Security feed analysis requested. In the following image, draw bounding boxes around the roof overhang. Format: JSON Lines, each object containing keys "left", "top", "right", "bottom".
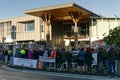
{"left": 24, "top": 3, "right": 101, "bottom": 21}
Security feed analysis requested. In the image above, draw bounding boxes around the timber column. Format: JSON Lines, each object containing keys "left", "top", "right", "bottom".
{"left": 42, "top": 14, "right": 51, "bottom": 48}
{"left": 69, "top": 12, "right": 82, "bottom": 48}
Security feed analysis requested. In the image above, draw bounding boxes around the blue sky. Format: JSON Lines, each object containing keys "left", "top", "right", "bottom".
{"left": 0, "top": 0, "right": 120, "bottom": 19}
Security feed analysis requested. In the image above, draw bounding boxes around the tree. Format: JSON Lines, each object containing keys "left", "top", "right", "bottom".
{"left": 104, "top": 26, "right": 120, "bottom": 48}
{"left": 104, "top": 26, "right": 120, "bottom": 60}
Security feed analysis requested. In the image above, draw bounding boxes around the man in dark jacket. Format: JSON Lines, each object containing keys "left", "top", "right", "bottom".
{"left": 85, "top": 48, "right": 93, "bottom": 73}
{"left": 107, "top": 46, "right": 117, "bottom": 77}
{"left": 32, "top": 48, "right": 39, "bottom": 60}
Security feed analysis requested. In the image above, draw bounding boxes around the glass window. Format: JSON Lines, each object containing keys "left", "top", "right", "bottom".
{"left": 0, "top": 23, "right": 4, "bottom": 35}
{"left": 25, "top": 21, "right": 34, "bottom": 31}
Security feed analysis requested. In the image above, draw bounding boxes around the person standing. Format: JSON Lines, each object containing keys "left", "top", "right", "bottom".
{"left": 66, "top": 51, "right": 72, "bottom": 70}
{"left": 97, "top": 47, "right": 104, "bottom": 71}
{"left": 85, "top": 48, "right": 93, "bottom": 73}
{"left": 28, "top": 49, "right": 33, "bottom": 59}
{"left": 107, "top": 46, "right": 117, "bottom": 78}
{"left": 20, "top": 48, "right": 26, "bottom": 58}
{"left": 7, "top": 48, "right": 12, "bottom": 63}
{"left": 4, "top": 49, "right": 8, "bottom": 63}
{"left": 32, "top": 48, "right": 39, "bottom": 60}
{"left": 43, "top": 49, "right": 48, "bottom": 69}
{"left": 77, "top": 48, "right": 85, "bottom": 72}
{"left": 56, "top": 49, "right": 62, "bottom": 69}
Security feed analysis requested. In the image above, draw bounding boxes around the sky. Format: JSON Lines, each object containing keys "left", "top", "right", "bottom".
{"left": 0, "top": 0, "right": 120, "bottom": 19}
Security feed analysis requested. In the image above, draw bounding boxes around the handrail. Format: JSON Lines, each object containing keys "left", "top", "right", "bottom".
{"left": 64, "top": 29, "right": 89, "bottom": 38}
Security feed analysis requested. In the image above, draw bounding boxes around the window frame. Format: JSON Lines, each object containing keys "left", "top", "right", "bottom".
{"left": 24, "top": 21, "right": 35, "bottom": 32}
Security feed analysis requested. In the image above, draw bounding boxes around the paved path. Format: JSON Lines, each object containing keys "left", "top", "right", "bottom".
{"left": 2, "top": 65, "right": 120, "bottom": 80}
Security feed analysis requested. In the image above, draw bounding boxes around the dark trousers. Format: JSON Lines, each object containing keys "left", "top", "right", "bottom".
{"left": 67, "top": 61, "right": 72, "bottom": 69}
{"left": 87, "top": 64, "right": 92, "bottom": 72}
{"left": 108, "top": 60, "right": 116, "bottom": 76}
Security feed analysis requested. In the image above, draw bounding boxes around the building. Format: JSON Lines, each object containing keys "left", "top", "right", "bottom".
{"left": 0, "top": 3, "right": 120, "bottom": 48}
{"left": 0, "top": 15, "right": 41, "bottom": 43}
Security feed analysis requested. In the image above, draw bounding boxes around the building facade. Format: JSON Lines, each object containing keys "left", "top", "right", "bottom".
{"left": 0, "top": 3, "right": 119, "bottom": 47}
{"left": 0, "top": 15, "right": 42, "bottom": 43}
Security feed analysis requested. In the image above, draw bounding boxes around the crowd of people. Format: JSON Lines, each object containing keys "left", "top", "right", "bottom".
{"left": 0, "top": 45, "right": 119, "bottom": 78}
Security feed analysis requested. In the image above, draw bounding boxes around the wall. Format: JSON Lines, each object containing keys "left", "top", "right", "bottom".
{"left": 91, "top": 18, "right": 119, "bottom": 42}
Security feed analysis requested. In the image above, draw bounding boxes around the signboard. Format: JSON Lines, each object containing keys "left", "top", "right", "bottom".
{"left": 11, "top": 25, "right": 16, "bottom": 31}
{"left": 65, "top": 40, "right": 70, "bottom": 46}
{"left": 11, "top": 32, "right": 16, "bottom": 39}
{"left": 11, "top": 25, "right": 16, "bottom": 39}
{"left": 92, "top": 53, "right": 97, "bottom": 66}
{"left": 13, "top": 57, "right": 37, "bottom": 68}
{"left": 39, "top": 56, "right": 55, "bottom": 62}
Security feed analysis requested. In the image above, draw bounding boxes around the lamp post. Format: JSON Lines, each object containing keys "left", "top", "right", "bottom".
{"left": 11, "top": 25, "right": 16, "bottom": 56}
{"left": 11, "top": 25, "right": 16, "bottom": 65}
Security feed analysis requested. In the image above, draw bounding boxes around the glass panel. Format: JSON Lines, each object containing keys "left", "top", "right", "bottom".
{"left": 7, "top": 21, "right": 12, "bottom": 35}
{"left": 25, "top": 21, "right": 34, "bottom": 31}
{"left": 78, "top": 23, "right": 89, "bottom": 37}
{"left": 63, "top": 22, "right": 89, "bottom": 38}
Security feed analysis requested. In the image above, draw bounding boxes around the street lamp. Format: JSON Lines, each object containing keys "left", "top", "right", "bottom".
{"left": 11, "top": 25, "right": 17, "bottom": 65}
{"left": 11, "top": 25, "right": 16, "bottom": 56}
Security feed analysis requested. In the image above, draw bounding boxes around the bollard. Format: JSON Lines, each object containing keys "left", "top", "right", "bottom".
{"left": 38, "top": 61, "right": 43, "bottom": 69}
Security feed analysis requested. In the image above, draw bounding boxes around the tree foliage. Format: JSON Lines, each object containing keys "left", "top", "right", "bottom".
{"left": 104, "top": 26, "right": 120, "bottom": 48}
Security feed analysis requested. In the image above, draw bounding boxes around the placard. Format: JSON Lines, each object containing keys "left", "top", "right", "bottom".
{"left": 13, "top": 57, "right": 37, "bottom": 68}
